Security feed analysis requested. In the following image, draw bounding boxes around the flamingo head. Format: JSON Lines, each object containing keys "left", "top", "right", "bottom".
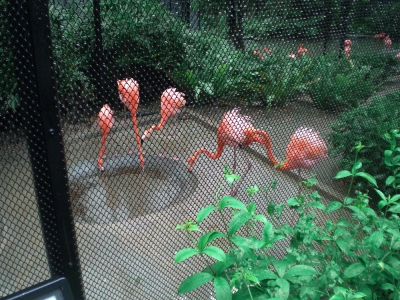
{"left": 162, "top": 88, "right": 186, "bottom": 110}
{"left": 344, "top": 39, "right": 352, "bottom": 46}
{"left": 117, "top": 78, "right": 139, "bottom": 108}
{"left": 187, "top": 156, "right": 196, "bottom": 172}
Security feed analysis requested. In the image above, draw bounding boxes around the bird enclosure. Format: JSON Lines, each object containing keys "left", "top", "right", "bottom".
{"left": 1, "top": 0, "right": 400, "bottom": 299}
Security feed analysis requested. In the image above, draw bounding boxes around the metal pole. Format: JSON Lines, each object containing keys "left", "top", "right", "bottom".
{"left": 92, "top": 0, "right": 108, "bottom": 109}
{"left": 7, "top": 0, "right": 85, "bottom": 299}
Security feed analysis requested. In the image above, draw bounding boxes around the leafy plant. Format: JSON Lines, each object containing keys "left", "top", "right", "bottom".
{"left": 307, "top": 54, "right": 382, "bottom": 111}
{"left": 175, "top": 136, "right": 400, "bottom": 299}
{"left": 329, "top": 92, "right": 400, "bottom": 199}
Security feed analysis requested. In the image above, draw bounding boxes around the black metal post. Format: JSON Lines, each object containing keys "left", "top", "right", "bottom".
{"left": 93, "top": 0, "right": 107, "bottom": 108}
{"left": 7, "top": 0, "right": 85, "bottom": 299}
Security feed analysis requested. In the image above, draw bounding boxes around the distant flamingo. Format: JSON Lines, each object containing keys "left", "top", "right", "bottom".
{"left": 141, "top": 87, "right": 186, "bottom": 142}
{"left": 344, "top": 39, "right": 352, "bottom": 59}
{"left": 264, "top": 47, "right": 270, "bottom": 55}
{"left": 117, "top": 78, "right": 145, "bottom": 170}
{"left": 297, "top": 44, "right": 311, "bottom": 57}
{"left": 374, "top": 32, "right": 386, "bottom": 39}
{"left": 384, "top": 35, "right": 392, "bottom": 50}
{"left": 395, "top": 53, "right": 400, "bottom": 59}
{"left": 253, "top": 49, "right": 264, "bottom": 60}
{"left": 97, "top": 104, "right": 115, "bottom": 171}
{"left": 287, "top": 53, "right": 296, "bottom": 59}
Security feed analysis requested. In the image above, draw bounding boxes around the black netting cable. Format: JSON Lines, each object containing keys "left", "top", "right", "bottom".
{"left": 7, "top": 0, "right": 85, "bottom": 299}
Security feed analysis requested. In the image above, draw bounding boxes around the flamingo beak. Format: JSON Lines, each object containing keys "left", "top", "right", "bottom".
{"left": 140, "top": 138, "right": 144, "bottom": 145}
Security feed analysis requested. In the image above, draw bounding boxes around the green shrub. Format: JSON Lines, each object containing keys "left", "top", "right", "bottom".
{"left": 307, "top": 55, "right": 382, "bottom": 111}
{"left": 329, "top": 92, "right": 400, "bottom": 197}
{"left": 175, "top": 136, "right": 400, "bottom": 300}
{"left": 170, "top": 34, "right": 312, "bottom": 107}
{"left": 100, "top": 0, "right": 187, "bottom": 70}
{"left": 49, "top": 3, "right": 95, "bottom": 111}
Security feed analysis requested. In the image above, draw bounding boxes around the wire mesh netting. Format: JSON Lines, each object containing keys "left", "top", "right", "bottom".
{"left": 1, "top": 0, "right": 400, "bottom": 299}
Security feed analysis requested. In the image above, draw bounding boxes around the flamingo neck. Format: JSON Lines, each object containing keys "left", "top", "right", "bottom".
{"left": 244, "top": 129, "right": 280, "bottom": 166}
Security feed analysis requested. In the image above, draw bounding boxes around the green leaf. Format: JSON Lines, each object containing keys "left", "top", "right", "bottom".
{"left": 337, "top": 218, "right": 351, "bottom": 227}
{"left": 370, "top": 231, "right": 384, "bottom": 249}
{"left": 375, "top": 189, "right": 387, "bottom": 201}
{"left": 384, "top": 150, "right": 393, "bottom": 157}
{"left": 178, "top": 272, "right": 214, "bottom": 294}
{"left": 305, "top": 202, "right": 325, "bottom": 210}
{"left": 334, "top": 170, "right": 352, "bottom": 179}
{"left": 214, "top": 277, "right": 232, "bottom": 300}
{"left": 275, "top": 278, "right": 290, "bottom": 300}
{"left": 344, "top": 197, "right": 355, "bottom": 205}
{"left": 197, "top": 231, "right": 225, "bottom": 252}
{"left": 231, "top": 236, "right": 262, "bottom": 249}
{"left": 336, "top": 240, "right": 355, "bottom": 258}
{"left": 386, "top": 176, "right": 395, "bottom": 186}
{"left": 196, "top": 206, "right": 215, "bottom": 224}
{"left": 325, "top": 201, "right": 343, "bottom": 213}
{"left": 253, "top": 214, "right": 268, "bottom": 224}
{"left": 228, "top": 212, "right": 251, "bottom": 236}
{"left": 352, "top": 292, "right": 367, "bottom": 298}
{"left": 246, "top": 185, "right": 259, "bottom": 196}
{"left": 174, "top": 248, "right": 198, "bottom": 263}
{"left": 389, "top": 194, "right": 400, "bottom": 204}
{"left": 287, "top": 198, "right": 300, "bottom": 207}
{"left": 352, "top": 161, "right": 362, "bottom": 173}
{"left": 344, "top": 263, "right": 365, "bottom": 278}
{"left": 378, "top": 200, "right": 387, "bottom": 210}
{"left": 389, "top": 204, "right": 400, "bottom": 213}
{"left": 267, "top": 202, "right": 275, "bottom": 216}
{"left": 218, "top": 195, "right": 247, "bottom": 211}
{"left": 247, "top": 202, "right": 256, "bottom": 214}
{"left": 381, "top": 283, "right": 396, "bottom": 291}
{"left": 202, "top": 246, "right": 226, "bottom": 262}
{"left": 347, "top": 206, "right": 366, "bottom": 217}
{"left": 283, "top": 265, "right": 318, "bottom": 278}
{"left": 273, "top": 260, "right": 289, "bottom": 278}
{"left": 262, "top": 222, "right": 274, "bottom": 243}
{"left": 355, "top": 172, "right": 377, "bottom": 187}
{"left": 225, "top": 173, "right": 240, "bottom": 186}
{"left": 252, "top": 269, "right": 278, "bottom": 280}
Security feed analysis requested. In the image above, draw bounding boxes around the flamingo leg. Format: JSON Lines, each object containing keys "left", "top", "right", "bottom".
{"left": 131, "top": 113, "right": 145, "bottom": 170}
{"left": 232, "top": 148, "right": 237, "bottom": 173}
{"left": 98, "top": 135, "right": 107, "bottom": 171}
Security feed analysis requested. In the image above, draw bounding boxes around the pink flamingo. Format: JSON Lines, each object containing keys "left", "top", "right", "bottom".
{"left": 384, "top": 35, "right": 392, "bottom": 50}
{"left": 395, "top": 53, "right": 400, "bottom": 59}
{"left": 117, "top": 78, "right": 145, "bottom": 170}
{"left": 188, "top": 109, "right": 328, "bottom": 192}
{"left": 97, "top": 104, "right": 115, "bottom": 171}
{"left": 297, "top": 44, "right": 311, "bottom": 57}
{"left": 344, "top": 39, "right": 352, "bottom": 59}
{"left": 374, "top": 32, "right": 386, "bottom": 39}
{"left": 141, "top": 87, "right": 186, "bottom": 141}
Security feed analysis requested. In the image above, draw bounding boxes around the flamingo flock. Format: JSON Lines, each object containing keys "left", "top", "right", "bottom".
{"left": 97, "top": 79, "right": 187, "bottom": 171}
{"left": 97, "top": 80, "right": 328, "bottom": 190}
{"left": 187, "top": 108, "right": 328, "bottom": 179}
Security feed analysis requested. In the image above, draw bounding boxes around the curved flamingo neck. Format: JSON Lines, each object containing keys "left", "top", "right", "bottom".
{"left": 244, "top": 129, "right": 280, "bottom": 166}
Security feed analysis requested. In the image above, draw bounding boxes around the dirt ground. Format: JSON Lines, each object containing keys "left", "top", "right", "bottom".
{"left": 3, "top": 74, "right": 400, "bottom": 297}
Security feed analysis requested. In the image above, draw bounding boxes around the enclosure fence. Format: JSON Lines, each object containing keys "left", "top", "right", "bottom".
{"left": 1, "top": 0, "right": 399, "bottom": 299}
